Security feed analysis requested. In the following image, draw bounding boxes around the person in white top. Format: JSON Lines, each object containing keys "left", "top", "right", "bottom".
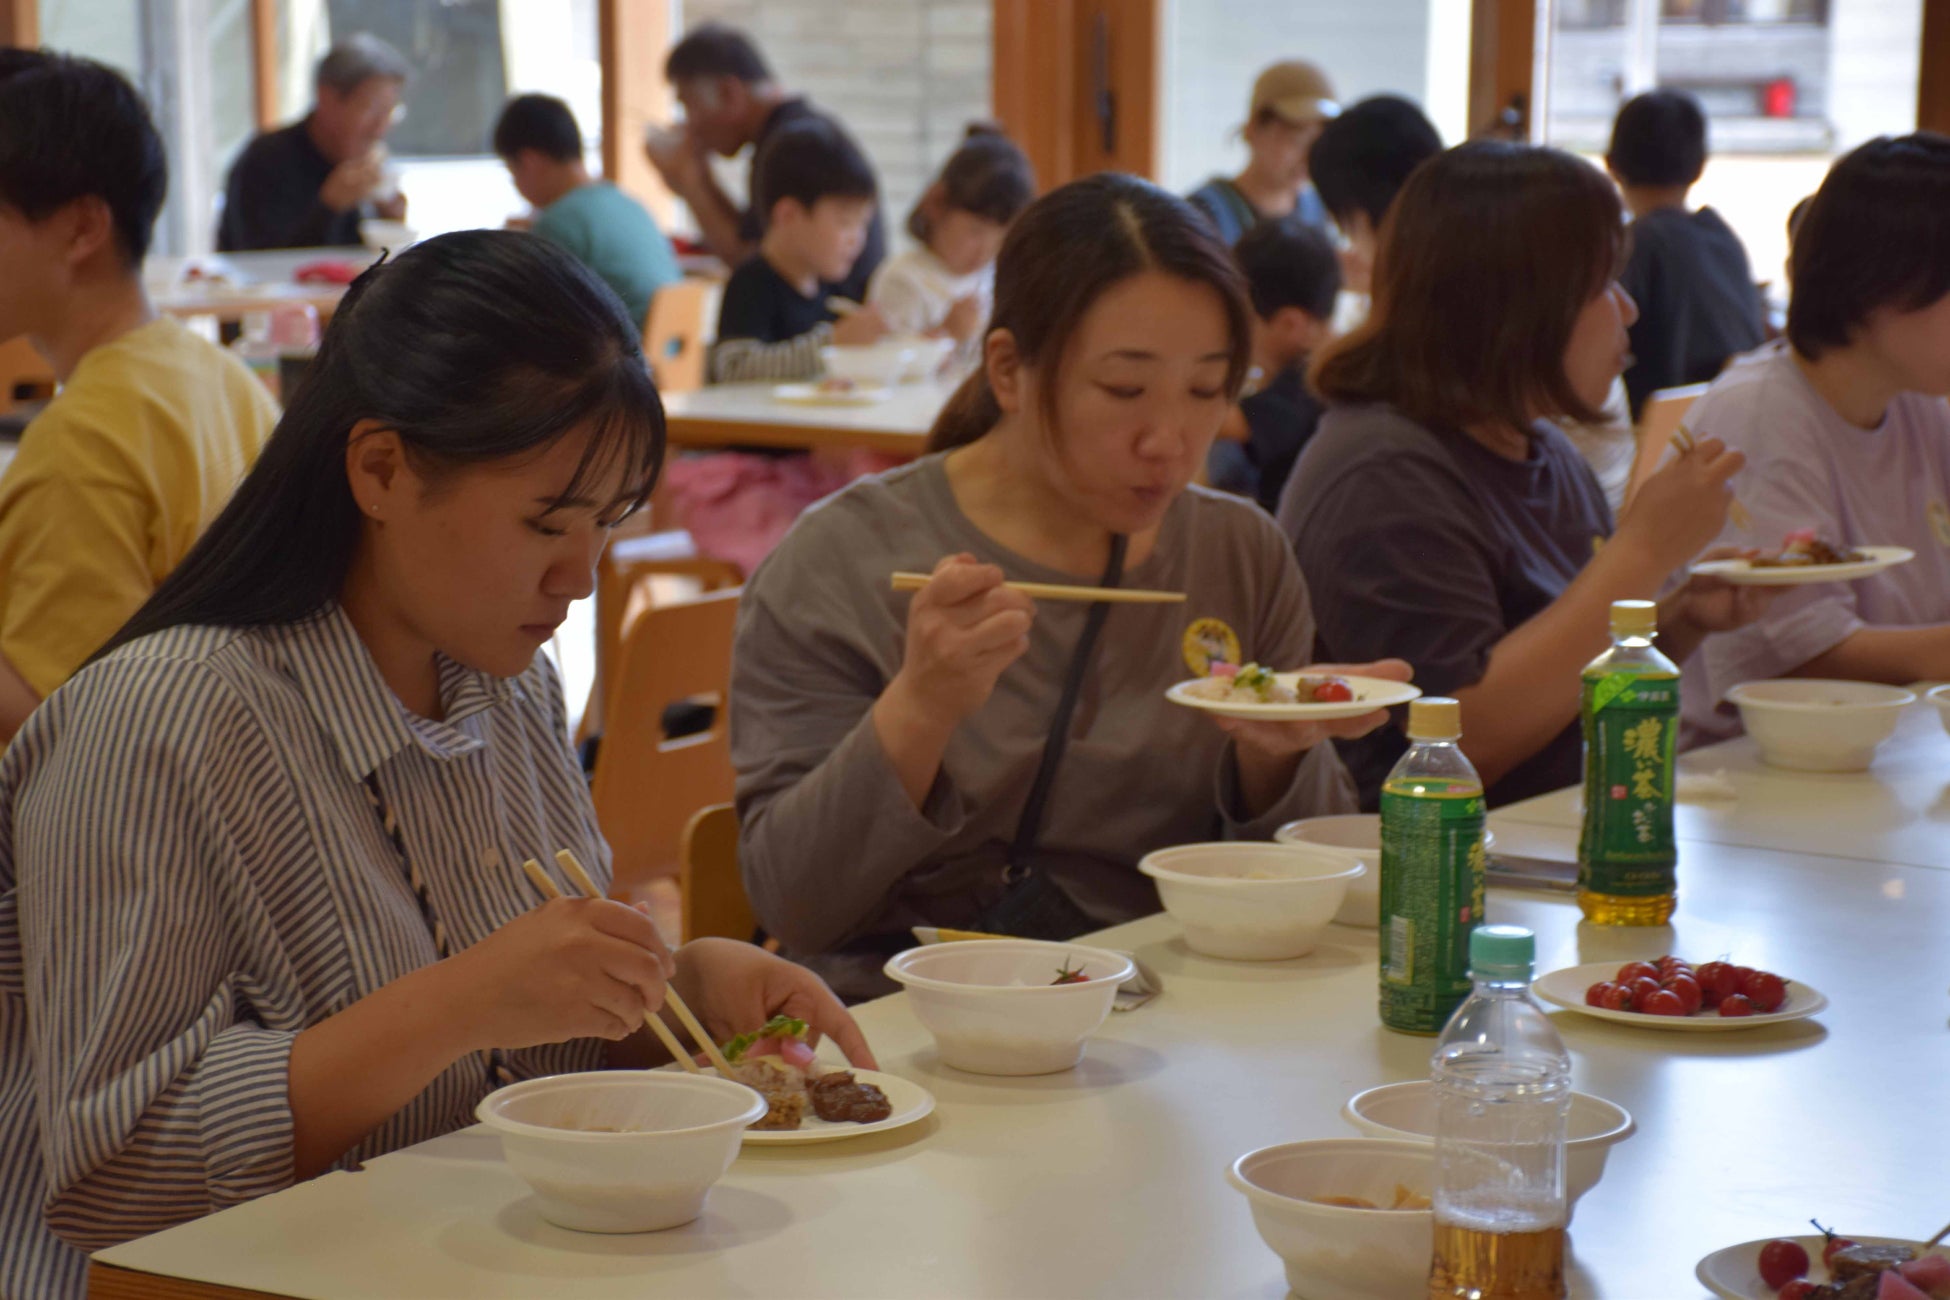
{"left": 868, "top": 126, "right": 1035, "bottom": 356}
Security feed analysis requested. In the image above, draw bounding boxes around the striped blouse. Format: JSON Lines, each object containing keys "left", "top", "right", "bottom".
{"left": 0, "top": 607, "right": 613, "bottom": 1298}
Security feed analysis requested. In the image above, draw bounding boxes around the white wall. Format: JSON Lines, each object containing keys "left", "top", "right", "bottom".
{"left": 1158, "top": 0, "right": 1454, "bottom": 196}
{"left": 1827, "top": 0, "right": 1924, "bottom": 150}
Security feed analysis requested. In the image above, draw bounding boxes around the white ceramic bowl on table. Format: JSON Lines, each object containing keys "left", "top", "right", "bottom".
{"left": 1137, "top": 842, "right": 1359, "bottom": 960}
{"left": 1341, "top": 1080, "right": 1633, "bottom": 1219}
{"left": 1274, "top": 815, "right": 1493, "bottom": 929}
{"left": 1928, "top": 684, "right": 1950, "bottom": 738}
{"left": 883, "top": 939, "right": 1133, "bottom": 1075}
{"left": 476, "top": 1070, "right": 764, "bottom": 1233}
{"left": 822, "top": 336, "right": 952, "bottom": 386}
{"left": 1226, "top": 1138, "right": 1435, "bottom": 1300}
{"left": 358, "top": 218, "right": 416, "bottom": 250}
{"left": 1726, "top": 678, "right": 1915, "bottom": 772}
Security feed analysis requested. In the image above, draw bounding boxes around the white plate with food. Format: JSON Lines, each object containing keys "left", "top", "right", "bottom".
{"left": 1696, "top": 1231, "right": 1948, "bottom": 1298}
{"left": 1166, "top": 666, "right": 1421, "bottom": 722}
{"left": 698, "top": 1016, "right": 935, "bottom": 1145}
{"left": 1534, "top": 960, "right": 1826, "bottom": 1032}
{"left": 734, "top": 1067, "right": 933, "bottom": 1146}
{"left": 1691, "top": 544, "right": 1912, "bottom": 586}
{"left": 773, "top": 381, "right": 894, "bottom": 407}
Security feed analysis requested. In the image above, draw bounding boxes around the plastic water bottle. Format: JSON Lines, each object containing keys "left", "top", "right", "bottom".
{"left": 1379, "top": 697, "right": 1486, "bottom": 1035}
{"left": 1576, "top": 599, "right": 1679, "bottom": 925}
{"left": 1428, "top": 925, "right": 1571, "bottom": 1300}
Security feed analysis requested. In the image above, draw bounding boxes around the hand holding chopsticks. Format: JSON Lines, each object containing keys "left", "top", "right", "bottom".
{"left": 1672, "top": 424, "right": 1753, "bottom": 533}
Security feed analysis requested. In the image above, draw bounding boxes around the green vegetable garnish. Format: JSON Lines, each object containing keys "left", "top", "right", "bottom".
{"left": 721, "top": 1014, "right": 808, "bottom": 1063}
{"left": 1233, "top": 663, "right": 1275, "bottom": 695}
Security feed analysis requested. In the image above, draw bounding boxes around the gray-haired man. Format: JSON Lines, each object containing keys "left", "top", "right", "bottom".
{"left": 217, "top": 33, "right": 411, "bottom": 251}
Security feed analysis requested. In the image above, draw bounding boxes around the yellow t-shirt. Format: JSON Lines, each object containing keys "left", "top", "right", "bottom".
{"left": 0, "top": 317, "right": 278, "bottom": 696}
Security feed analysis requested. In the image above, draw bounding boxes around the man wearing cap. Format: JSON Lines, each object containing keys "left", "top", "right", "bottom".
{"left": 1186, "top": 60, "right": 1339, "bottom": 244}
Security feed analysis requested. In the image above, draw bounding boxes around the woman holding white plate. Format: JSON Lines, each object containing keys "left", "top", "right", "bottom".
{"left": 730, "top": 175, "right": 1407, "bottom": 1001}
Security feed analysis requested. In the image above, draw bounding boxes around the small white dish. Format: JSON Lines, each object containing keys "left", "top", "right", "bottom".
{"left": 1533, "top": 961, "right": 1827, "bottom": 1032}
{"left": 1691, "top": 544, "right": 1912, "bottom": 586}
{"left": 476, "top": 1071, "right": 763, "bottom": 1233}
{"left": 1341, "top": 1080, "right": 1633, "bottom": 1217}
{"left": 1138, "top": 842, "right": 1359, "bottom": 960}
{"left": 884, "top": 939, "right": 1134, "bottom": 1076}
{"left": 1696, "top": 1234, "right": 1946, "bottom": 1298}
{"left": 1226, "top": 1138, "right": 1435, "bottom": 1300}
{"left": 1165, "top": 673, "right": 1421, "bottom": 722}
{"left": 1726, "top": 678, "right": 1916, "bottom": 772}
{"left": 1273, "top": 815, "right": 1494, "bottom": 928}
{"left": 772, "top": 381, "right": 894, "bottom": 407}
{"left": 736, "top": 1068, "right": 934, "bottom": 1146}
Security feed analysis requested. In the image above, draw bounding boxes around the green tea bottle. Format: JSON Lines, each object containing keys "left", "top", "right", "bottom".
{"left": 1577, "top": 599, "right": 1679, "bottom": 926}
{"left": 1379, "top": 697, "right": 1487, "bottom": 1035}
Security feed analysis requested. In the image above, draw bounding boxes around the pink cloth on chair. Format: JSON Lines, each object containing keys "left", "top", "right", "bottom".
{"left": 663, "top": 451, "right": 896, "bottom": 575}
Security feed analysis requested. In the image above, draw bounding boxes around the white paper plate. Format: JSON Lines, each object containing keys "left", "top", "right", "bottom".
{"left": 1691, "top": 545, "right": 1912, "bottom": 586}
{"left": 1165, "top": 673, "right": 1421, "bottom": 722}
{"left": 1697, "top": 1234, "right": 1944, "bottom": 1298}
{"left": 736, "top": 1068, "right": 934, "bottom": 1146}
{"left": 1533, "top": 961, "right": 1826, "bottom": 1032}
{"left": 772, "top": 382, "right": 893, "bottom": 407}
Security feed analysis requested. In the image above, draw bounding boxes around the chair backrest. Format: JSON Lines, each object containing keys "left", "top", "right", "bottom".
{"left": 1623, "top": 383, "right": 1710, "bottom": 517}
{"left": 581, "top": 532, "right": 743, "bottom": 743}
{"left": 0, "top": 336, "right": 55, "bottom": 405}
{"left": 642, "top": 279, "right": 711, "bottom": 394}
{"left": 679, "top": 802, "right": 756, "bottom": 943}
{"left": 590, "top": 585, "right": 741, "bottom": 896}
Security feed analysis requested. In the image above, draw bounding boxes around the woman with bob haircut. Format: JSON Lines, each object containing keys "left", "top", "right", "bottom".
{"left": 0, "top": 230, "right": 870, "bottom": 1299}
{"left": 1684, "top": 132, "right": 1950, "bottom": 742}
{"left": 1278, "top": 141, "right": 1767, "bottom": 807}
{"left": 730, "top": 173, "right": 1407, "bottom": 1001}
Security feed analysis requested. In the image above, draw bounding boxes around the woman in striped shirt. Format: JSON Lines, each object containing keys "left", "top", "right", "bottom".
{"left": 0, "top": 229, "right": 871, "bottom": 1297}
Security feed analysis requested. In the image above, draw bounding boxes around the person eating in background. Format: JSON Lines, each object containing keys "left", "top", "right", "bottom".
{"left": 1186, "top": 60, "right": 1338, "bottom": 244}
{"left": 730, "top": 174, "right": 1406, "bottom": 1001}
{"left": 1605, "top": 90, "right": 1766, "bottom": 421}
{"left": 493, "top": 93, "right": 680, "bottom": 329}
{"left": 218, "top": 33, "right": 410, "bottom": 252}
{"left": 0, "top": 230, "right": 871, "bottom": 1300}
{"left": 0, "top": 50, "right": 277, "bottom": 745}
{"left": 1205, "top": 218, "right": 1341, "bottom": 513}
{"left": 1684, "top": 133, "right": 1950, "bottom": 744}
{"left": 1279, "top": 142, "right": 1769, "bottom": 809}
{"left": 646, "top": 23, "right": 887, "bottom": 304}
{"left": 1305, "top": 94, "right": 1442, "bottom": 297}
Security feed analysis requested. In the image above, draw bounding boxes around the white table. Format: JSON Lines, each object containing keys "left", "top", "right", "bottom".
{"left": 146, "top": 248, "right": 380, "bottom": 324}
{"left": 88, "top": 703, "right": 1950, "bottom": 1298}
{"left": 660, "top": 381, "right": 954, "bottom": 457}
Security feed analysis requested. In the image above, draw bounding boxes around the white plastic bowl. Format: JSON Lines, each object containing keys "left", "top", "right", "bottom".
{"left": 1138, "top": 842, "right": 1360, "bottom": 960}
{"left": 476, "top": 1070, "right": 764, "bottom": 1233}
{"left": 358, "top": 218, "right": 416, "bottom": 250}
{"left": 1227, "top": 1138, "right": 1435, "bottom": 1300}
{"left": 1274, "top": 816, "right": 1494, "bottom": 929}
{"left": 1726, "top": 678, "right": 1916, "bottom": 772}
{"left": 1928, "top": 684, "right": 1950, "bottom": 740}
{"left": 821, "top": 336, "right": 952, "bottom": 386}
{"left": 883, "top": 939, "right": 1134, "bottom": 1075}
{"left": 1341, "top": 1080, "right": 1634, "bottom": 1219}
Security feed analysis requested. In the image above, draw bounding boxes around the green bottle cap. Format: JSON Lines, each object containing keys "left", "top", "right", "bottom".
{"left": 1469, "top": 924, "right": 1535, "bottom": 980}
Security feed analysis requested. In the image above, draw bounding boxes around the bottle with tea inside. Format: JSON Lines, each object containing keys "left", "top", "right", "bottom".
{"left": 1576, "top": 599, "right": 1679, "bottom": 925}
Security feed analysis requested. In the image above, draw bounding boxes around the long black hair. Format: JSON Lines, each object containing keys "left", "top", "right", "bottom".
{"left": 97, "top": 229, "right": 664, "bottom": 658}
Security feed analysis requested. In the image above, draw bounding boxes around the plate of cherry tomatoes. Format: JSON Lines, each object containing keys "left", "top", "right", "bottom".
{"left": 1696, "top": 1223, "right": 1950, "bottom": 1299}
{"left": 1533, "top": 956, "right": 1827, "bottom": 1032}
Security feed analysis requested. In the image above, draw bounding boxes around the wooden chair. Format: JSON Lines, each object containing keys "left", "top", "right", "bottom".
{"left": 642, "top": 279, "right": 712, "bottom": 394}
{"left": 679, "top": 802, "right": 760, "bottom": 944}
{"left": 1623, "top": 383, "right": 1710, "bottom": 517}
{"left": 0, "top": 336, "right": 55, "bottom": 404}
{"left": 589, "top": 586, "right": 741, "bottom": 900}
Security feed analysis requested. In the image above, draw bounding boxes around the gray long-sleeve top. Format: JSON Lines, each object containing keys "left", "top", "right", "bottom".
{"left": 730, "top": 455, "right": 1356, "bottom": 999}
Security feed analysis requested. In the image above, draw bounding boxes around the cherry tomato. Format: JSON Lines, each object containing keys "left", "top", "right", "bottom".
{"left": 1627, "top": 976, "right": 1662, "bottom": 1005}
{"left": 1758, "top": 1239, "right": 1810, "bottom": 1289}
{"left": 1742, "top": 970, "right": 1789, "bottom": 1014}
{"left": 1616, "top": 961, "right": 1660, "bottom": 984}
{"left": 1585, "top": 981, "right": 1614, "bottom": 1007}
{"left": 1312, "top": 678, "right": 1354, "bottom": 703}
{"left": 1779, "top": 1282, "right": 1818, "bottom": 1300}
{"left": 1661, "top": 973, "right": 1704, "bottom": 1015}
{"left": 1719, "top": 993, "right": 1755, "bottom": 1017}
{"left": 1654, "top": 955, "right": 1692, "bottom": 978}
{"left": 1812, "top": 1220, "right": 1855, "bottom": 1268}
{"left": 1642, "top": 989, "right": 1686, "bottom": 1016}
{"left": 1600, "top": 983, "right": 1636, "bottom": 1012}
{"left": 1694, "top": 961, "right": 1739, "bottom": 1007}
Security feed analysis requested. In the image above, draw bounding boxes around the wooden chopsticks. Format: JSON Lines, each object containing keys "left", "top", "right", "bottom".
{"left": 520, "top": 850, "right": 739, "bottom": 1079}
{"left": 1672, "top": 424, "right": 1753, "bottom": 532}
{"left": 890, "top": 572, "right": 1185, "bottom": 604}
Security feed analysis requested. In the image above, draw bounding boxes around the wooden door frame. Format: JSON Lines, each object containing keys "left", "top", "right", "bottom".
{"left": 599, "top": 0, "right": 677, "bottom": 223}
{"left": 1923, "top": 0, "right": 1950, "bottom": 136}
{"left": 991, "top": 0, "right": 1158, "bottom": 188}
{"left": 1470, "top": 0, "right": 1538, "bottom": 140}
{"left": 0, "top": 0, "right": 36, "bottom": 46}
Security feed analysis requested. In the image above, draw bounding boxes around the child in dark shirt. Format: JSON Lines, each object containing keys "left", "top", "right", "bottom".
{"left": 1607, "top": 91, "right": 1766, "bottom": 419}
{"left": 710, "top": 116, "right": 889, "bottom": 383}
{"left": 1207, "top": 220, "right": 1340, "bottom": 512}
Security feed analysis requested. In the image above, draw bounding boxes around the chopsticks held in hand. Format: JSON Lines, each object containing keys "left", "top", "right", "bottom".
{"left": 1671, "top": 424, "right": 1754, "bottom": 533}
{"left": 519, "top": 851, "right": 738, "bottom": 1079}
{"left": 890, "top": 572, "right": 1185, "bottom": 605}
